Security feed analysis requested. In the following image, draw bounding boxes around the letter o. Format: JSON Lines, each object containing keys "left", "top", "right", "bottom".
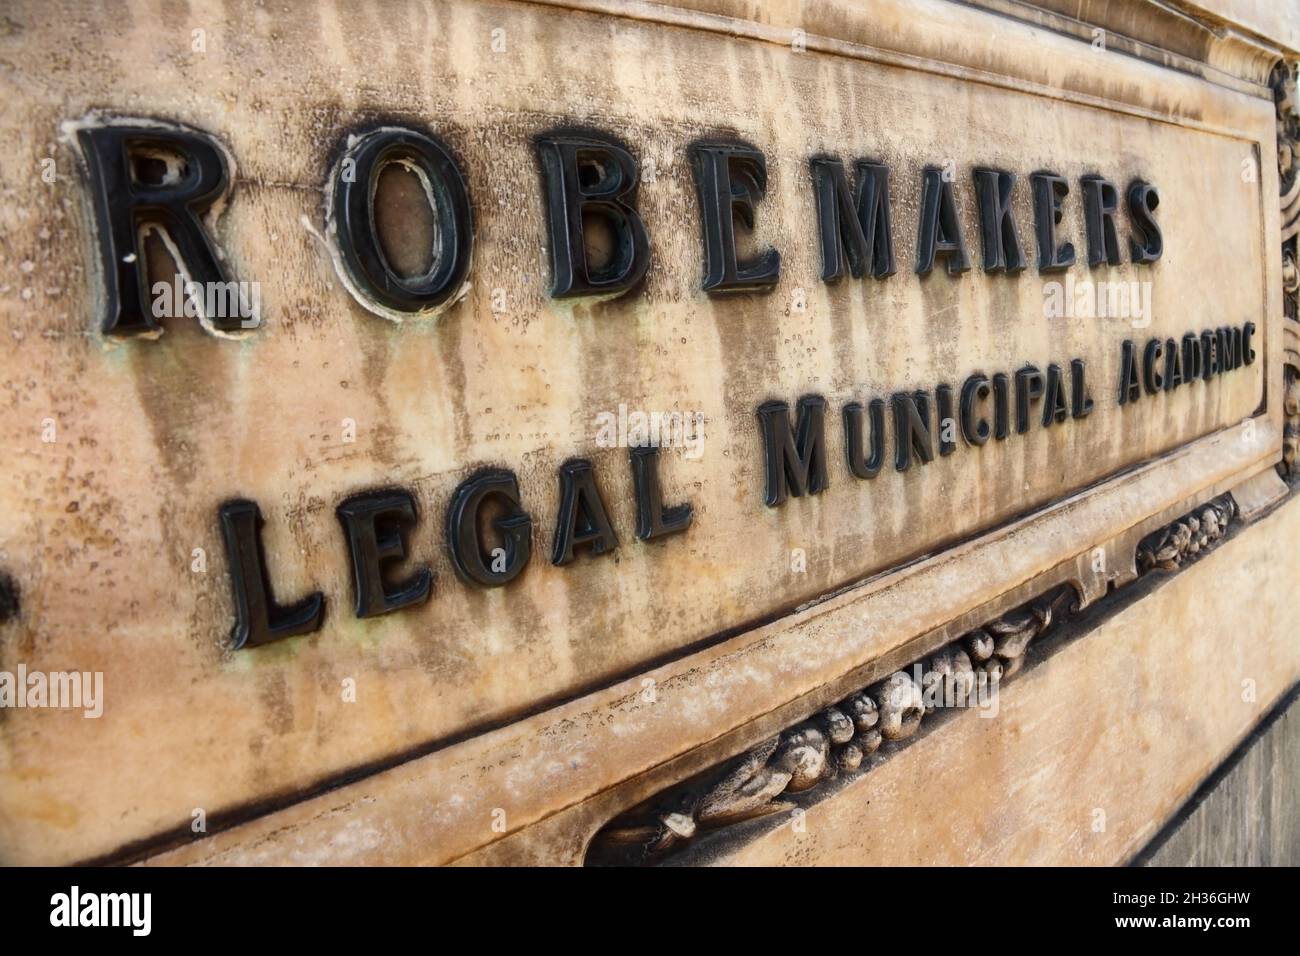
{"left": 330, "top": 127, "right": 473, "bottom": 316}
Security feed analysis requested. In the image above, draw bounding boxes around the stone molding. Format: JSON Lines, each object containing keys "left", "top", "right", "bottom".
{"left": 588, "top": 496, "right": 1238, "bottom": 864}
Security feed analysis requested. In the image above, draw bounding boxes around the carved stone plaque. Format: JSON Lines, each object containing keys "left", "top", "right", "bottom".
{"left": 0, "top": 0, "right": 1292, "bottom": 865}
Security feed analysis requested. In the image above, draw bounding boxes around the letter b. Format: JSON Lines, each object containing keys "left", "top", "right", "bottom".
{"left": 536, "top": 133, "right": 650, "bottom": 298}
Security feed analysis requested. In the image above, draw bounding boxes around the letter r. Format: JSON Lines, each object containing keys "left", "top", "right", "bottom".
{"left": 77, "top": 121, "right": 235, "bottom": 336}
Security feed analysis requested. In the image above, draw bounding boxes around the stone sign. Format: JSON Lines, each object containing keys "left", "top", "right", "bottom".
{"left": 0, "top": 0, "right": 1297, "bottom": 866}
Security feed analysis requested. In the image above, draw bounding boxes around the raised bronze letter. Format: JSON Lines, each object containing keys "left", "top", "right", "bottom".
{"left": 77, "top": 121, "right": 236, "bottom": 336}
{"left": 1127, "top": 180, "right": 1163, "bottom": 264}
{"left": 916, "top": 166, "right": 970, "bottom": 276}
{"left": 811, "top": 157, "right": 896, "bottom": 282}
{"left": 1031, "top": 171, "right": 1075, "bottom": 272}
{"left": 219, "top": 500, "right": 325, "bottom": 650}
{"left": 893, "top": 391, "right": 934, "bottom": 471}
{"left": 552, "top": 460, "right": 618, "bottom": 565}
{"left": 1081, "top": 175, "right": 1122, "bottom": 267}
{"left": 758, "top": 396, "right": 829, "bottom": 506}
{"left": 331, "top": 126, "right": 472, "bottom": 314}
{"left": 537, "top": 132, "right": 650, "bottom": 298}
{"left": 691, "top": 141, "right": 780, "bottom": 294}
{"left": 630, "top": 446, "right": 693, "bottom": 541}
{"left": 973, "top": 168, "right": 1025, "bottom": 274}
{"left": 337, "top": 490, "right": 433, "bottom": 618}
{"left": 447, "top": 469, "right": 533, "bottom": 586}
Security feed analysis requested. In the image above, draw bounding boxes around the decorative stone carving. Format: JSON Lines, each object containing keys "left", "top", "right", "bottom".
{"left": 587, "top": 585, "right": 1076, "bottom": 865}
{"left": 590, "top": 493, "right": 1242, "bottom": 865}
{"left": 1275, "top": 60, "right": 1300, "bottom": 475}
{"left": 1136, "top": 496, "right": 1236, "bottom": 572}
{"left": 1277, "top": 61, "right": 1300, "bottom": 321}
{"left": 1286, "top": 355, "right": 1300, "bottom": 475}
{"left": 871, "top": 672, "right": 926, "bottom": 741}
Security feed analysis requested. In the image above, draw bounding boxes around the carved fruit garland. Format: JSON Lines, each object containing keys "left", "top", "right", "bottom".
{"left": 1136, "top": 496, "right": 1235, "bottom": 572}
{"left": 1274, "top": 60, "right": 1300, "bottom": 472}
{"left": 590, "top": 586, "right": 1073, "bottom": 862}
{"left": 591, "top": 494, "right": 1240, "bottom": 865}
